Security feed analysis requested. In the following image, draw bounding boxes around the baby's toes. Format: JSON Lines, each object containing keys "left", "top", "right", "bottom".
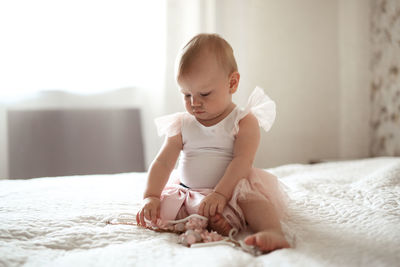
{"left": 245, "top": 231, "right": 290, "bottom": 253}
{"left": 244, "top": 235, "right": 257, "bottom": 246}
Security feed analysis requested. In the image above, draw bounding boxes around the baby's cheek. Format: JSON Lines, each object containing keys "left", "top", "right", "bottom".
{"left": 185, "top": 103, "right": 193, "bottom": 113}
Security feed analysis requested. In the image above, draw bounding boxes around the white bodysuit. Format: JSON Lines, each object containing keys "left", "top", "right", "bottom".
{"left": 179, "top": 107, "right": 238, "bottom": 188}
{"left": 156, "top": 86, "right": 276, "bottom": 189}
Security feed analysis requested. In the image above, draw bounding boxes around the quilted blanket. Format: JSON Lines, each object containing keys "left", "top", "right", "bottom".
{"left": 0, "top": 157, "right": 399, "bottom": 266}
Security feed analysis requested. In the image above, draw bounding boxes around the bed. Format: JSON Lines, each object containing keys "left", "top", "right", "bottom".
{"left": 0, "top": 157, "right": 399, "bottom": 267}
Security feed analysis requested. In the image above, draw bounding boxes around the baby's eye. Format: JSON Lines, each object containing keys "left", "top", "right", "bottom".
{"left": 200, "top": 92, "right": 211, "bottom": 97}
{"left": 184, "top": 94, "right": 191, "bottom": 98}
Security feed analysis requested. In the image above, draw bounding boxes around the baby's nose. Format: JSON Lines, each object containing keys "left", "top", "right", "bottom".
{"left": 191, "top": 96, "right": 201, "bottom": 106}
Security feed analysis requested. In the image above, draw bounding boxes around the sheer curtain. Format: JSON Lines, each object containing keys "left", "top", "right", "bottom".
{"left": 0, "top": 0, "right": 165, "bottom": 98}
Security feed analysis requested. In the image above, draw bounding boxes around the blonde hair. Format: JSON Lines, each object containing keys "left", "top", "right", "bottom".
{"left": 176, "top": 33, "right": 238, "bottom": 80}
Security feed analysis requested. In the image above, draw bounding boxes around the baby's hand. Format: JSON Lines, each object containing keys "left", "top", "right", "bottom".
{"left": 136, "top": 197, "right": 160, "bottom": 227}
{"left": 198, "top": 191, "right": 227, "bottom": 217}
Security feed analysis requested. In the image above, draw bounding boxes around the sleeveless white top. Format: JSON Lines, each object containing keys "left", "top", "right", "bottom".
{"left": 155, "top": 87, "right": 276, "bottom": 189}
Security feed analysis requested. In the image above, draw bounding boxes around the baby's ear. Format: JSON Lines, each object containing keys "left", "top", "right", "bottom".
{"left": 229, "top": 71, "right": 240, "bottom": 94}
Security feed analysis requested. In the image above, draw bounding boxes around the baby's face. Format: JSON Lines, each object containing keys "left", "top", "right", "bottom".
{"left": 178, "top": 51, "right": 237, "bottom": 125}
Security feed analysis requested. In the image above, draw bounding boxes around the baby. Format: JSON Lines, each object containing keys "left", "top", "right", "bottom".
{"left": 136, "top": 33, "right": 290, "bottom": 252}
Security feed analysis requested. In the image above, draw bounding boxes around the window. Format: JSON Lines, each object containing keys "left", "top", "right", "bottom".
{"left": 0, "top": 0, "right": 166, "bottom": 97}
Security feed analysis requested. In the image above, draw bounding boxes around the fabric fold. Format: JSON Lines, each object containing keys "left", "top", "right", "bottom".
{"left": 154, "top": 112, "right": 186, "bottom": 137}
{"left": 233, "top": 86, "right": 276, "bottom": 135}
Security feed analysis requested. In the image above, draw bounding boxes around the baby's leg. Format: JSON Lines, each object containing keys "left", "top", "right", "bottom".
{"left": 239, "top": 198, "right": 290, "bottom": 252}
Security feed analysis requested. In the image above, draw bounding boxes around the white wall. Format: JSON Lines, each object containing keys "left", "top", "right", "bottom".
{"left": 338, "top": 0, "right": 371, "bottom": 159}
{"left": 0, "top": 107, "right": 8, "bottom": 179}
{"left": 214, "top": 0, "right": 338, "bottom": 167}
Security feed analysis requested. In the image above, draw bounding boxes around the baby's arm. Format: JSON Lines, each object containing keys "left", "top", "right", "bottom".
{"left": 136, "top": 133, "right": 182, "bottom": 226}
{"left": 198, "top": 113, "right": 260, "bottom": 217}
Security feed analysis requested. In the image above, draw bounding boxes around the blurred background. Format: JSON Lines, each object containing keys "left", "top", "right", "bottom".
{"left": 0, "top": 0, "right": 399, "bottom": 179}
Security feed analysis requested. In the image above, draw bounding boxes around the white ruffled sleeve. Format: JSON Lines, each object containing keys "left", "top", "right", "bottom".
{"left": 234, "top": 86, "right": 276, "bottom": 134}
{"left": 154, "top": 112, "right": 185, "bottom": 137}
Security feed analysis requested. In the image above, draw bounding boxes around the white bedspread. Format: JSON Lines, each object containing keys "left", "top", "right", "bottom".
{"left": 1, "top": 157, "right": 399, "bottom": 267}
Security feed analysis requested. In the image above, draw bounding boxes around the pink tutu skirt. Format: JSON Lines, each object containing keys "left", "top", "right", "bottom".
{"left": 159, "top": 168, "right": 288, "bottom": 231}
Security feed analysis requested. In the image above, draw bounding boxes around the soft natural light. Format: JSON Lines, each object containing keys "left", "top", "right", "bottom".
{"left": 0, "top": 0, "right": 165, "bottom": 96}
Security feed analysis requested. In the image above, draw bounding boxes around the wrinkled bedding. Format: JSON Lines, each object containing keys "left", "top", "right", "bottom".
{"left": 0, "top": 157, "right": 399, "bottom": 267}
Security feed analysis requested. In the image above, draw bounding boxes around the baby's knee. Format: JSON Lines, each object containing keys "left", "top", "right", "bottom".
{"left": 238, "top": 191, "right": 269, "bottom": 205}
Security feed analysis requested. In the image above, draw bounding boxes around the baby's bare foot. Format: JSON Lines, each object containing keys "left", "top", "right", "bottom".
{"left": 208, "top": 213, "right": 232, "bottom": 236}
{"left": 244, "top": 230, "right": 290, "bottom": 253}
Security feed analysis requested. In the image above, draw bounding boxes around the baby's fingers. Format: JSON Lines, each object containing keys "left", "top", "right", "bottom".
{"left": 198, "top": 202, "right": 205, "bottom": 216}
{"left": 136, "top": 212, "right": 140, "bottom": 225}
{"left": 203, "top": 207, "right": 209, "bottom": 217}
{"left": 150, "top": 207, "right": 158, "bottom": 223}
{"left": 217, "top": 202, "right": 224, "bottom": 214}
{"left": 204, "top": 202, "right": 213, "bottom": 218}
{"left": 144, "top": 208, "right": 151, "bottom": 221}
{"left": 138, "top": 209, "right": 146, "bottom": 226}
{"left": 203, "top": 202, "right": 211, "bottom": 217}
{"left": 209, "top": 203, "right": 217, "bottom": 217}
